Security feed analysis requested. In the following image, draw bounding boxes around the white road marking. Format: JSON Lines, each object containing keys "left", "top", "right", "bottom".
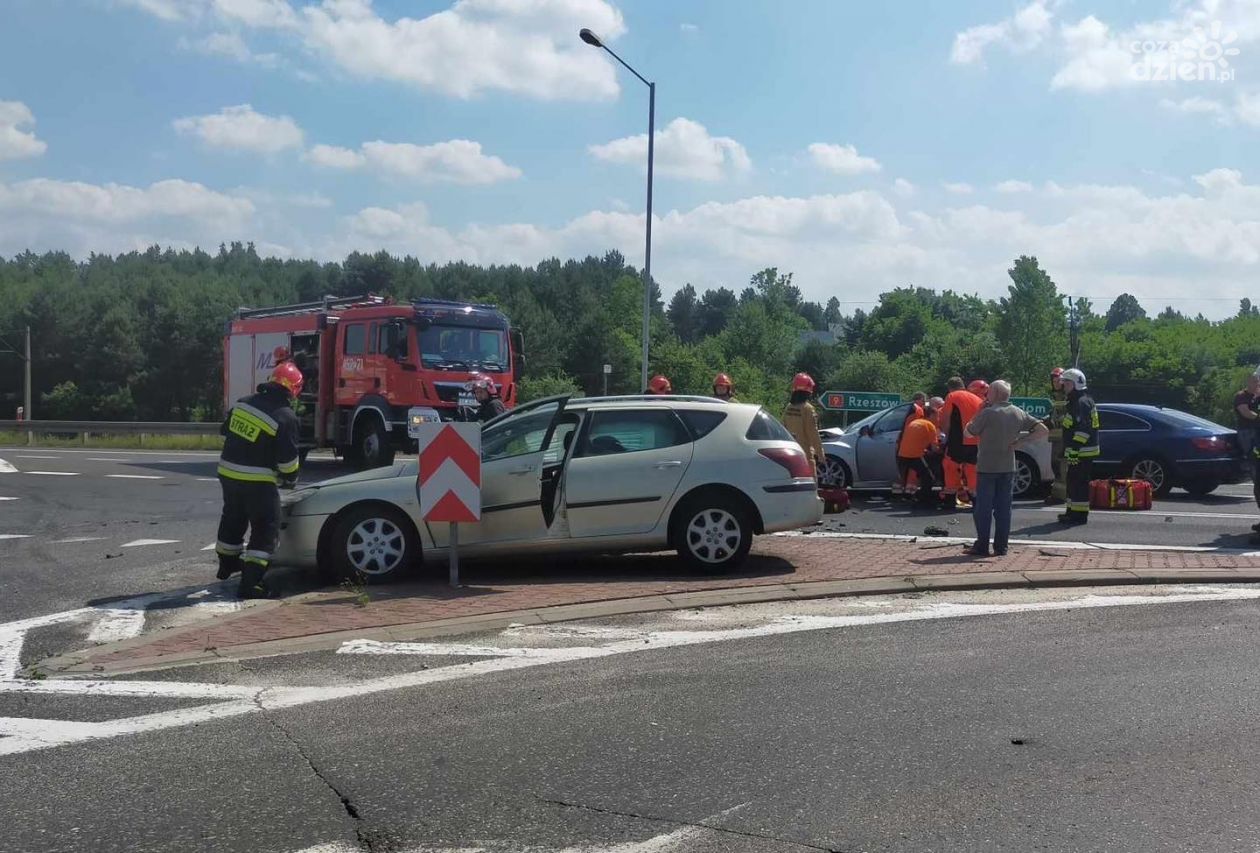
{"left": 0, "top": 679, "right": 257, "bottom": 700}
{"left": 49, "top": 536, "right": 107, "bottom": 544}
{"left": 15, "top": 455, "right": 57, "bottom": 459}
{"left": 0, "top": 534, "right": 31, "bottom": 540}
{"left": 790, "top": 530, "right": 1260, "bottom": 555}
{"left": 86, "top": 457, "right": 130, "bottom": 462}
{"left": 0, "top": 497, "right": 18, "bottom": 501}
{"left": 105, "top": 474, "right": 165, "bottom": 480}
{"left": 86, "top": 609, "right": 147, "bottom": 644}
{"left": 0, "top": 459, "right": 16, "bottom": 474}
{"left": 1034, "top": 506, "right": 1259, "bottom": 521}
{"left": 339, "top": 639, "right": 587, "bottom": 659}
{"left": 7, "top": 585, "right": 1260, "bottom": 758}
{"left": 120, "top": 539, "right": 180, "bottom": 548}
{"left": 23, "top": 471, "right": 80, "bottom": 476}
{"left": 1, "top": 448, "right": 222, "bottom": 458}
{"left": 197, "top": 478, "right": 218, "bottom": 483}
{"left": 201, "top": 543, "right": 216, "bottom": 551}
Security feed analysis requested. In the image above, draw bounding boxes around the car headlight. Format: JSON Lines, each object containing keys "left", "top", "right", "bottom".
{"left": 407, "top": 406, "right": 442, "bottom": 438}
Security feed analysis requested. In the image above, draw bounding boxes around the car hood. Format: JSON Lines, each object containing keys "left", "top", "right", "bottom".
{"left": 299, "top": 461, "right": 416, "bottom": 492}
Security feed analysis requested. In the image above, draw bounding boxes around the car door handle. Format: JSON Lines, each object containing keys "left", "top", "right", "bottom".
{"left": 509, "top": 465, "right": 536, "bottom": 475}
{"left": 653, "top": 461, "right": 683, "bottom": 469}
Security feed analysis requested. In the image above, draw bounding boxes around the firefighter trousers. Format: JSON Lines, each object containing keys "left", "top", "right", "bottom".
{"left": 216, "top": 478, "right": 280, "bottom": 576}
{"left": 1065, "top": 459, "right": 1092, "bottom": 522}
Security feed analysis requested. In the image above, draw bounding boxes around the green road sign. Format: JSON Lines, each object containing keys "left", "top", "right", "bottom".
{"left": 820, "top": 391, "right": 903, "bottom": 412}
{"left": 1011, "top": 397, "right": 1053, "bottom": 419}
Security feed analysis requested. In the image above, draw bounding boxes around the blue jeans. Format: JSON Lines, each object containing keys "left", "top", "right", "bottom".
{"left": 972, "top": 471, "right": 1014, "bottom": 553}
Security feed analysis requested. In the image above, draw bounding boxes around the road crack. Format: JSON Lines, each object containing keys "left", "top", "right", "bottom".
{"left": 536, "top": 796, "right": 848, "bottom": 852}
{"left": 242, "top": 665, "right": 396, "bottom": 852}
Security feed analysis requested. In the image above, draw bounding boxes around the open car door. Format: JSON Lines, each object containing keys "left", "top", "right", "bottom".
{"left": 462, "top": 395, "right": 571, "bottom": 547}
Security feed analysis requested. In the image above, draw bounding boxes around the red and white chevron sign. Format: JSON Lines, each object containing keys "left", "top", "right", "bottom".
{"left": 415, "top": 423, "right": 481, "bottom": 523}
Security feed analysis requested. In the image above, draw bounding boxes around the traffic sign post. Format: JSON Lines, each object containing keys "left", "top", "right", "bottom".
{"left": 1010, "top": 397, "right": 1053, "bottom": 419}
{"left": 818, "top": 391, "right": 903, "bottom": 412}
{"left": 414, "top": 422, "right": 481, "bottom": 587}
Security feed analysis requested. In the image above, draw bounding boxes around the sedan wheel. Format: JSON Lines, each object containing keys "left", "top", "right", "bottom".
{"left": 327, "top": 504, "right": 418, "bottom": 584}
{"left": 1012, "top": 454, "right": 1035, "bottom": 498}
{"left": 817, "top": 455, "right": 849, "bottom": 490}
{"left": 673, "top": 495, "right": 753, "bottom": 573}
{"left": 1130, "top": 457, "right": 1171, "bottom": 496}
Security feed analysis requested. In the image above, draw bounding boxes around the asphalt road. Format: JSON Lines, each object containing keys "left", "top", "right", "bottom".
{"left": 829, "top": 484, "right": 1260, "bottom": 550}
{"left": 6, "top": 588, "right": 1260, "bottom": 852}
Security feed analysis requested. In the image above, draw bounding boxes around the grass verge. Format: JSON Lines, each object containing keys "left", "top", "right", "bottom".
{"left": 0, "top": 431, "right": 223, "bottom": 451}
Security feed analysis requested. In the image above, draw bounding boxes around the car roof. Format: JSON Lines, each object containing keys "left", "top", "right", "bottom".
{"left": 565, "top": 395, "right": 755, "bottom": 412}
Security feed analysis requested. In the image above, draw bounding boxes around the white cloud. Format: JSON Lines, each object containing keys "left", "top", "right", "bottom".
{"left": 115, "top": 0, "right": 198, "bottom": 22}
{"left": 0, "top": 178, "right": 254, "bottom": 223}
{"left": 892, "top": 178, "right": 916, "bottom": 198}
{"left": 181, "top": 31, "right": 282, "bottom": 67}
{"left": 808, "top": 143, "right": 881, "bottom": 176}
{"left": 1049, "top": 15, "right": 1137, "bottom": 92}
{"left": 995, "top": 180, "right": 1034, "bottom": 193}
{"left": 213, "top": 0, "right": 299, "bottom": 29}
{"left": 299, "top": 0, "right": 626, "bottom": 100}
{"left": 0, "top": 101, "right": 47, "bottom": 160}
{"left": 680, "top": 22, "right": 698, "bottom": 33}
{"left": 1160, "top": 95, "right": 1231, "bottom": 120}
{"left": 173, "top": 104, "right": 304, "bottom": 153}
{"left": 1234, "top": 90, "right": 1260, "bottom": 126}
{"left": 589, "top": 118, "right": 751, "bottom": 182}
{"left": 306, "top": 139, "right": 521, "bottom": 184}
{"left": 305, "top": 143, "right": 367, "bottom": 169}
{"left": 943, "top": 182, "right": 975, "bottom": 195}
{"left": 951, "top": 0, "right": 1054, "bottom": 65}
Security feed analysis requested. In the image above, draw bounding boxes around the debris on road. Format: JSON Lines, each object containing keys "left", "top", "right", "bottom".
{"left": 924, "top": 525, "right": 950, "bottom": 537}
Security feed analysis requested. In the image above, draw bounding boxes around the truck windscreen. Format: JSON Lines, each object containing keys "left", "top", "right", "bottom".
{"left": 419, "top": 325, "right": 509, "bottom": 372}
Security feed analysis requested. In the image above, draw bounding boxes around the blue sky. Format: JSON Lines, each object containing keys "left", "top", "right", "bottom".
{"left": 2, "top": 0, "right": 1259, "bottom": 318}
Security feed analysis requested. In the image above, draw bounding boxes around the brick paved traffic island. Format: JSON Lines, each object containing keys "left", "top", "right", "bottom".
{"left": 53, "top": 534, "right": 1260, "bottom": 675}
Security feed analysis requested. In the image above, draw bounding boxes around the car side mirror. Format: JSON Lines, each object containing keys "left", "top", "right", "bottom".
{"left": 859, "top": 426, "right": 872, "bottom": 438}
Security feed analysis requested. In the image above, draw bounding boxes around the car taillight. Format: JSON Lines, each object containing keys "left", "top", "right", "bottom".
{"left": 1191, "top": 436, "right": 1224, "bottom": 452}
{"left": 759, "top": 447, "right": 813, "bottom": 478}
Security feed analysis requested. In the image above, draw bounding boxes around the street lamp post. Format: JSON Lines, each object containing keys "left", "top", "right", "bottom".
{"left": 580, "top": 27, "right": 654, "bottom": 393}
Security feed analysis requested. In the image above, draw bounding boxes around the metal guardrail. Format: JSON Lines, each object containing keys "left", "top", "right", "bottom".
{"left": 0, "top": 420, "right": 220, "bottom": 446}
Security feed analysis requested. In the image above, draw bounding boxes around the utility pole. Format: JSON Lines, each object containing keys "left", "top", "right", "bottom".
{"left": 24, "top": 326, "right": 31, "bottom": 422}
{"left": 1068, "top": 298, "right": 1081, "bottom": 369}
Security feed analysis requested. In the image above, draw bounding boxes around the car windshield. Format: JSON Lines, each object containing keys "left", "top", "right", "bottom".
{"left": 419, "top": 324, "right": 508, "bottom": 372}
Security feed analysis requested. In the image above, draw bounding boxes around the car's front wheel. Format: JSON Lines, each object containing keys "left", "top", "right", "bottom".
{"left": 325, "top": 503, "right": 419, "bottom": 584}
{"left": 1129, "top": 456, "right": 1173, "bottom": 497}
{"left": 672, "top": 493, "right": 753, "bottom": 573}
{"left": 817, "top": 455, "right": 850, "bottom": 490}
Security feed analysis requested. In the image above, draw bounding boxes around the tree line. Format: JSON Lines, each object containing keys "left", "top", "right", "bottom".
{"left": 0, "top": 244, "right": 1257, "bottom": 428}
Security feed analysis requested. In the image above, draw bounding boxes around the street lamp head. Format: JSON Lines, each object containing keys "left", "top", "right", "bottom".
{"left": 579, "top": 28, "right": 603, "bottom": 47}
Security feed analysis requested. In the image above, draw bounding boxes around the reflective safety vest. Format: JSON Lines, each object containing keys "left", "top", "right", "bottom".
{"left": 1060, "top": 391, "right": 1100, "bottom": 461}
{"left": 218, "top": 383, "right": 301, "bottom": 486}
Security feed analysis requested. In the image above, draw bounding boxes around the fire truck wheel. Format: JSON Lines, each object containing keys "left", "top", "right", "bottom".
{"left": 353, "top": 416, "right": 395, "bottom": 470}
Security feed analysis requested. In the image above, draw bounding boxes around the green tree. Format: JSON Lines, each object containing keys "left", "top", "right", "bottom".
{"left": 995, "top": 256, "right": 1067, "bottom": 394}
{"left": 667, "top": 283, "right": 699, "bottom": 343}
{"left": 1105, "top": 293, "right": 1147, "bottom": 331}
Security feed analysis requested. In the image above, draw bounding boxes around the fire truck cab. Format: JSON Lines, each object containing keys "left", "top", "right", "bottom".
{"left": 224, "top": 295, "right": 523, "bottom": 469}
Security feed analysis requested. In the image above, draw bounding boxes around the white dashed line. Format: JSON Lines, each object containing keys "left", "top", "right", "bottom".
{"left": 15, "top": 455, "right": 58, "bottom": 460}
{"left": 23, "top": 471, "right": 80, "bottom": 476}
{"left": 49, "top": 537, "right": 107, "bottom": 544}
{"left": 105, "top": 474, "right": 165, "bottom": 480}
{"left": 87, "top": 457, "right": 130, "bottom": 462}
{"left": 196, "top": 478, "right": 218, "bottom": 482}
{"left": 201, "top": 544, "right": 217, "bottom": 551}
{"left": 0, "top": 459, "right": 18, "bottom": 474}
{"left": 0, "top": 497, "right": 17, "bottom": 502}
{"left": 0, "top": 535, "right": 31, "bottom": 541}
{"left": 120, "top": 539, "right": 180, "bottom": 548}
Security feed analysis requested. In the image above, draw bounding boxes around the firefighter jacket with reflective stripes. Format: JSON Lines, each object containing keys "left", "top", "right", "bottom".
{"left": 218, "top": 383, "right": 300, "bottom": 486}
{"left": 1060, "top": 390, "right": 1099, "bottom": 462}
{"left": 782, "top": 401, "right": 825, "bottom": 467}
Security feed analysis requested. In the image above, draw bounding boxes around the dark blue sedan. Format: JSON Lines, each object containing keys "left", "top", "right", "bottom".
{"left": 1092, "top": 403, "right": 1245, "bottom": 496}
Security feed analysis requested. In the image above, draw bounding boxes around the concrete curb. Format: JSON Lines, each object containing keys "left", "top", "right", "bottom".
{"left": 40, "top": 567, "right": 1260, "bottom": 678}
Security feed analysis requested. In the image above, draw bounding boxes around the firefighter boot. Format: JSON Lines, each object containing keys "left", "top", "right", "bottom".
{"left": 237, "top": 563, "right": 271, "bottom": 600}
{"left": 216, "top": 554, "right": 243, "bottom": 581}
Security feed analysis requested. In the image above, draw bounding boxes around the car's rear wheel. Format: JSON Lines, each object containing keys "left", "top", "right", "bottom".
{"left": 1129, "top": 456, "right": 1173, "bottom": 497}
{"left": 672, "top": 494, "right": 753, "bottom": 573}
{"left": 817, "top": 455, "right": 850, "bottom": 490}
{"left": 326, "top": 503, "right": 418, "bottom": 584}
{"left": 1012, "top": 452, "right": 1038, "bottom": 498}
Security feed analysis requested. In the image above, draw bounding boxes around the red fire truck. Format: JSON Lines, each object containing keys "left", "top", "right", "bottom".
{"left": 224, "top": 295, "right": 524, "bottom": 469}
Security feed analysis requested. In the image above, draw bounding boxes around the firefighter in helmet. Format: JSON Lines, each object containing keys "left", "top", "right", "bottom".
{"left": 646, "top": 374, "right": 673, "bottom": 395}
{"left": 782, "top": 373, "right": 825, "bottom": 477}
{"left": 467, "top": 372, "right": 507, "bottom": 423}
{"left": 1057, "top": 367, "right": 1099, "bottom": 525}
{"left": 712, "top": 372, "right": 737, "bottom": 402}
{"left": 215, "top": 361, "right": 303, "bottom": 599}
